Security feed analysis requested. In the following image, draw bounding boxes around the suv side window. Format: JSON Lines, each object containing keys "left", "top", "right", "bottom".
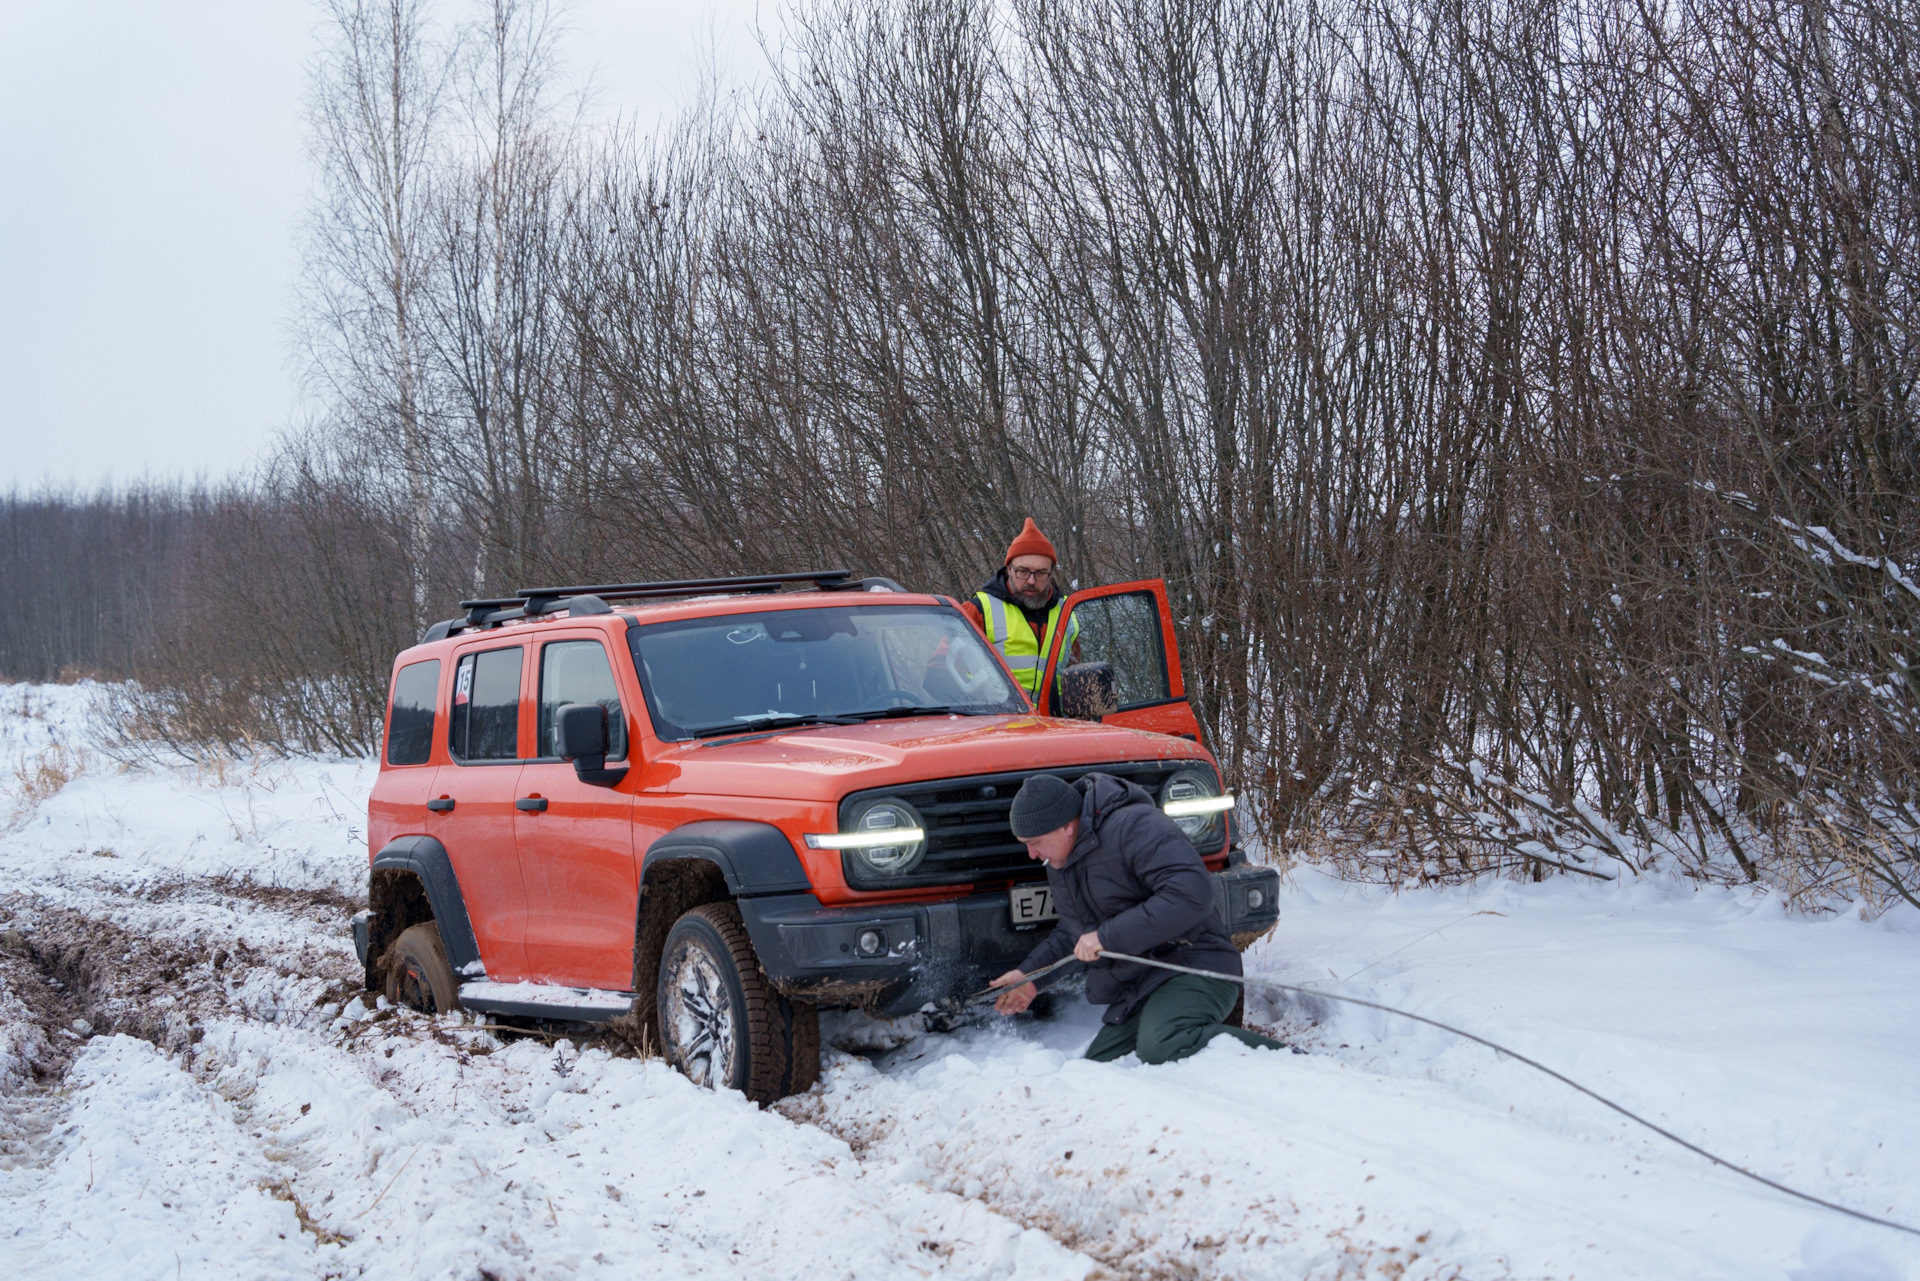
{"left": 450, "top": 647, "right": 525, "bottom": 761}
{"left": 538, "top": 640, "right": 627, "bottom": 760}
{"left": 386, "top": 659, "right": 441, "bottom": 765}
{"left": 1062, "top": 591, "right": 1170, "bottom": 708}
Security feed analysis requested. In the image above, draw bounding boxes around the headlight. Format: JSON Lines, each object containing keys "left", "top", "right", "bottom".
{"left": 1161, "top": 769, "right": 1232, "bottom": 839}
{"left": 805, "top": 798, "right": 928, "bottom": 875}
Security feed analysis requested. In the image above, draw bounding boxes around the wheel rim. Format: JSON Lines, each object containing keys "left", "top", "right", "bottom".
{"left": 397, "top": 960, "right": 438, "bottom": 1014}
{"left": 665, "top": 942, "right": 735, "bottom": 1089}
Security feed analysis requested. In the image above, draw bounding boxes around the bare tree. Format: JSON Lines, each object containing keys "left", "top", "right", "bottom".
{"left": 302, "top": 0, "right": 452, "bottom": 631}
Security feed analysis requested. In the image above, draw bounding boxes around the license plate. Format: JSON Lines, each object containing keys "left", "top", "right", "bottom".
{"left": 1009, "top": 883, "right": 1056, "bottom": 927}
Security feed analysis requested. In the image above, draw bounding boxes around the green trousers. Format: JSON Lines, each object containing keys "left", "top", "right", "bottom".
{"left": 1084, "top": 972, "right": 1286, "bottom": 1064}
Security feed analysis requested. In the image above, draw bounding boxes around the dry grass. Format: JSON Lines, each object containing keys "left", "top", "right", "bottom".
{"left": 6, "top": 743, "right": 82, "bottom": 830}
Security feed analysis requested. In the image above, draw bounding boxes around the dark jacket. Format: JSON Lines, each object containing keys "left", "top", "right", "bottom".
{"left": 1017, "top": 772, "right": 1240, "bottom": 1024}
{"left": 959, "top": 567, "right": 1061, "bottom": 639}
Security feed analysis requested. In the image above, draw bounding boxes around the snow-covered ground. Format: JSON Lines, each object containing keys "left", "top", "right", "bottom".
{"left": 1, "top": 682, "right": 1917, "bottom": 1280}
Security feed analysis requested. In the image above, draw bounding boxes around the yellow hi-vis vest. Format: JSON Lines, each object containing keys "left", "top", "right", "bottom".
{"left": 976, "top": 591, "right": 1078, "bottom": 703}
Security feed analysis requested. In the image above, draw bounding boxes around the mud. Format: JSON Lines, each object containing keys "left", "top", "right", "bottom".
{"left": 4, "top": 899, "right": 229, "bottom": 1056}
{"left": 0, "top": 893, "right": 364, "bottom": 1070}
{"left": 0, "top": 926, "right": 87, "bottom": 1084}
{"left": 134, "top": 875, "right": 367, "bottom": 920}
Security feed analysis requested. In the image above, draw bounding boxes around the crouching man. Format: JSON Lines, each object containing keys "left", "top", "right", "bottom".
{"left": 992, "top": 772, "right": 1284, "bottom": 1063}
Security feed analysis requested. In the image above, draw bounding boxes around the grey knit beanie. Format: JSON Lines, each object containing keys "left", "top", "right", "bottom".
{"left": 1009, "top": 774, "right": 1082, "bottom": 840}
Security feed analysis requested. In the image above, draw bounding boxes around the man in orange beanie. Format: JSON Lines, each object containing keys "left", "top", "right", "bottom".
{"left": 959, "top": 519, "right": 1079, "bottom": 704}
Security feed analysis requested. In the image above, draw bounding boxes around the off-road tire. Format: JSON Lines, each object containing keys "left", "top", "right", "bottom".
{"left": 788, "top": 988, "right": 821, "bottom": 1094}
{"left": 384, "top": 922, "right": 460, "bottom": 1015}
{"left": 658, "top": 902, "right": 819, "bottom": 1104}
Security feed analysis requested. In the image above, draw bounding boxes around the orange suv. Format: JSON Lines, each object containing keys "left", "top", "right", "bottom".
{"left": 355, "top": 570, "right": 1279, "bottom": 1101}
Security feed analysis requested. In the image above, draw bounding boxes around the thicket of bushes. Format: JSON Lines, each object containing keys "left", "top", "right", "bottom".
{"left": 4, "top": 0, "right": 1915, "bottom": 905}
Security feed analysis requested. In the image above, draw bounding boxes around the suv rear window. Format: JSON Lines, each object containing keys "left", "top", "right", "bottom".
{"left": 450, "top": 647, "right": 524, "bottom": 761}
{"left": 386, "top": 659, "right": 440, "bottom": 765}
{"left": 629, "top": 605, "right": 1024, "bottom": 740}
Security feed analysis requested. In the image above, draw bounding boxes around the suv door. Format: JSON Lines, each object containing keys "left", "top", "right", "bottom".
{"left": 1035, "top": 579, "right": 1207, "bottom": 741}
{"left": 514, "top": 633, "right": 639, "bottom": 990}
{"left": 436, "top": 642, "right": 532, "bottom": 980}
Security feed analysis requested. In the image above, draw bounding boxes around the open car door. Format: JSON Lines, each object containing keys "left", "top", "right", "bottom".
{"left": 1036, "top": 579, "right": 1207, "bottom": 743}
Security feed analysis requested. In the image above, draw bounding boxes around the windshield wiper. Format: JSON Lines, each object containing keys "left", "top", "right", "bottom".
{"left": 687, "top": 713, "right": 863, "bottom": 739}
{"left": 840, "top": 704, "right": 984, "bottom": 722}
{"left": 688, "top": 705, "right": 996, "bottom": 739}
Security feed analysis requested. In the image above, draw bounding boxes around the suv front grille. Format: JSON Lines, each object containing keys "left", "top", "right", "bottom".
{"left": 837, "top": 760, "right": 1225, "bottom": 890}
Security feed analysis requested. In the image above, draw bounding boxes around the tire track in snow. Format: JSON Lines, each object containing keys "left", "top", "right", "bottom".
{"left": 173, "top": 1002, "right": 1098, "bottom": 1279}
{"left": 0, "top": 883, "right": 1552, "bottom": 1280}
{"left": 0, "top": 891, "right": 361, "bottom": 1053}
{"left": 1, "top": 1032, "right": 340, "bottom": 1278}
{"left": 0, "top": 886, "right": 1098, "bottom": 1278}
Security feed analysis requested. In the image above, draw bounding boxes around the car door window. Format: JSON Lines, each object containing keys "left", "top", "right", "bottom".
{"left": 1062, "top": 591, "right": 1170, "bottom": 709}
{"left": 386, "top": 658, "right": 441, "bottom": 766}
{"left": 538, "top": 639, "right": 627, "bottom": 760}
{"left": 450, "top": 647, "right": 525, "bottom": 761}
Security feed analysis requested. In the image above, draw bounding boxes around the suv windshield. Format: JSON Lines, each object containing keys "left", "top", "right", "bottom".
{"left": 628, "top": 604, "right": 1027, "bottom": 740}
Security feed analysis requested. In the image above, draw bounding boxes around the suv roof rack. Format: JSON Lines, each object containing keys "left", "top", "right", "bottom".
{"left": 428, "top": 569, "right": 897, "bottom": 641}
{"left": 515, "top": 569, "right": 857, "bottom": 608}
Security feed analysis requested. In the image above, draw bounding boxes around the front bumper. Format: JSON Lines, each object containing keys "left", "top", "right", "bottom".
{"left": 737, "top": 856, "right": 1282, "bottom": 1016}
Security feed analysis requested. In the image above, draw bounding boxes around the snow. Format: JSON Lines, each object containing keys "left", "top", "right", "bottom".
{"left": 3, "top": 682, "right": 1919, "bottom": 1278}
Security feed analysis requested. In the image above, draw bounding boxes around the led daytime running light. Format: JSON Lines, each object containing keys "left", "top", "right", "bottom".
{"left": 1163, "top": 794, "right": 1234, "bottom": 818}
{"left": 805, "top": 827, "right": 928, "bottom": 850}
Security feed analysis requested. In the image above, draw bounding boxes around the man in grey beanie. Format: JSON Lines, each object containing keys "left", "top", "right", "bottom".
{"left": 991, "top": 771, "right": 1284, "bottom": 1063}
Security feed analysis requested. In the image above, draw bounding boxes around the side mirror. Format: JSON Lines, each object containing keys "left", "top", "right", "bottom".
{"left": 1058, "top": 662, "right": 1118, "bottom": 722}
{"left": 556, "top": 702, "right": 628, "bottom": 786}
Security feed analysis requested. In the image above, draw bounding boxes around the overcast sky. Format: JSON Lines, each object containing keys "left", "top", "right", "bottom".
{"left": 0, "top": 0, "right": 764, "bottom": 492}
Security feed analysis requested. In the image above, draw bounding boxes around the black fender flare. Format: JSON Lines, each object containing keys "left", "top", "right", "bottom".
{"left": 625, "top": 822, "right": 813, "bottom": 1040}
{"left": 371, "top": 835, "right": 483, "bottom": 975}
{"left": 641, "top": 821, "right": 812, "bottom": 896}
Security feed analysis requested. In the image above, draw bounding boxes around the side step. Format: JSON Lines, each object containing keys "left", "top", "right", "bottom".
{"left": 458, "top": 981, "right": 634, "bottom": 1023}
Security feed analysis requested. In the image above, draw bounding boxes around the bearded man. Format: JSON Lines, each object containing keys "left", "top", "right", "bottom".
{"left": 960, "top": 519, "right": 1078, "bottom": 705}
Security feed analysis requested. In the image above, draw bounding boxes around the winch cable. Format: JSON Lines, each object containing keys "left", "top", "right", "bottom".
{"left": 1083, "top": 949, "right": 1920, "bottom": 1240}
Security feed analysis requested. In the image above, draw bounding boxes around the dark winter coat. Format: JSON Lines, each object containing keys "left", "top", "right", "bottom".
{"left": 1016, "top": 772, "right": 1240, "bottom": 1024}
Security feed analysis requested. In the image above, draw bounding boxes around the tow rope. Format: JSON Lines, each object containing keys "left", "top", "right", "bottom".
{"left": 997, "top": 950, "right": 1920, "bottom": 1239}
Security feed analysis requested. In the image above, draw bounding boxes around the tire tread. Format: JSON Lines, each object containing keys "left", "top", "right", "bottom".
{"left": 677, "top": 903, "right": 818, "bottom": 1104}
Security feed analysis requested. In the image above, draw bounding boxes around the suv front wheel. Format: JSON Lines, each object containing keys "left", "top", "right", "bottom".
{"left": 658, "top": 902, "right": 819, "bottom": 1104}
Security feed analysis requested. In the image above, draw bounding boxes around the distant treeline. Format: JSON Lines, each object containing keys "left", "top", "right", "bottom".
{"left": 0, "top": 487, "right": 189, "bottom": 682}
{"left": 7, "top": 0, "right": 1915, "bottom": 904}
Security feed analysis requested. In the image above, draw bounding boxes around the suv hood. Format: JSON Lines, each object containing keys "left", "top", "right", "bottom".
{"left": 648, "top": 714, "right": 1210, "bottom": 802}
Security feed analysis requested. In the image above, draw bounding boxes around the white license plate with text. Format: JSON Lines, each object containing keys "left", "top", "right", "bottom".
{"left": 1009, "top": 883, "right": 1056, "bottom": 927}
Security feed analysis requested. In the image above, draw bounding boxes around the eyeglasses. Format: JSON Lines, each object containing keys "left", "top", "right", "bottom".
{"left": 1008, "top": 566, "right": 1053, "bottom": 582}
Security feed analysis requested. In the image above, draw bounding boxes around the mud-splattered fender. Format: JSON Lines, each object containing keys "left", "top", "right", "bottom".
{"left": 367, "top": 835, "right": 483, "bottom": 986}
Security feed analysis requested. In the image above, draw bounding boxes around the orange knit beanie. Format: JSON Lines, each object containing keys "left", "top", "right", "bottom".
{"left": 1004, "top": 518, "right": 1058, "bottom": 565}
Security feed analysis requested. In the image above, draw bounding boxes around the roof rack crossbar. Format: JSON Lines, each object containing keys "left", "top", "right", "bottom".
{"left": 513, "top": 570, "right": 855, "bottom": 602}
{"left": 435, "top": 571, "right": 867, "bottom": 641}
